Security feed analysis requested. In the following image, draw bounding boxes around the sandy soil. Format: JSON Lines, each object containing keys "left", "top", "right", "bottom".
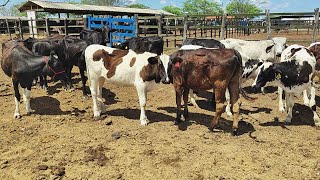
{"left": 0, "top": 36, "right": 320, "bottom": 180}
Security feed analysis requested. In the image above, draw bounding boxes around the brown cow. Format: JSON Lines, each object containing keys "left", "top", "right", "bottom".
{"left": 308, "top": 42, "right": 320, "bottom": 78}
{"left": 169, "top": 48, "right": 251, "bottom": 135}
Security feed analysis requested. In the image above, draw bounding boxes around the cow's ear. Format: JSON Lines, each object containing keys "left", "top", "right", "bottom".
{"left": 148, "top": 56, "right": 158, "bottom": 65}
{"left": 49, "top": 50, "right": 55, "bottom": 56}
{"left": 171, "top": 57, "right": 183, "bottom": 65}
{"left": 266, "top": 44, "right": 274, "bottom": 53}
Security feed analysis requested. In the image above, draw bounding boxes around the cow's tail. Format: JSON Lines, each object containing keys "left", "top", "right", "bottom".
{"left": 234, "top": 49, "right": 256, "bottom": 101}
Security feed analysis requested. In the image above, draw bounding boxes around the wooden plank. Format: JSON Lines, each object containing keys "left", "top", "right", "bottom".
{"left": 139, "top": 25, "right": 159, "bottom": 29}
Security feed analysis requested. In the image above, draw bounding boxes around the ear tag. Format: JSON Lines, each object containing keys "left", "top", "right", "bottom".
{"left": 125, "top": 46, "right": 128, "bottom": 50}
{"left": 276, "top": 73, "right": 281, "bottom": 79}
{"left": 174, "top": 62, "right": 180, "bottom": 67}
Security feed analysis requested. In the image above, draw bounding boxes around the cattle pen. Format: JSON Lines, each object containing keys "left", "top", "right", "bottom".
{"left": 2, "top": 2, "right": 320, "bottom": 179}
{"left": 1, "top": 1, "right": 319, "bottom": 48}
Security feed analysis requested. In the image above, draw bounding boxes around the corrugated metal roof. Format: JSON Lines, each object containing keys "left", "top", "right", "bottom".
{"left": 19, "top": 0, "right": 173, "bottom": 16}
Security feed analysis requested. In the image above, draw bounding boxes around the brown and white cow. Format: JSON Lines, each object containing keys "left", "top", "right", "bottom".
{"left": 169, "top": 48, "right": 252, "bottom": 135}
{"left": 85, "top": 44, "right": 170, "bottom": 126}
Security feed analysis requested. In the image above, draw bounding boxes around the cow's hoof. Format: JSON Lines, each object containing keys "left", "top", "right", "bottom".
{"left": 140, "top": 118, "right": 149, "bottom": 126}
{"left": 279, "top": 108, "right": 285, "bottom": 113}
{"left": 284, "top": 118, "right": 292, "bottom": 125}
{"left": 174, "top": 119, "right": 182, "bottom": 125}
{"left": 26, "top": 110, "right": 35, "bottom": 116}
{"left": 226, "top": 111, "right": 233, "bottom": 117}
{"left": 14, "top": 114, "right": 22, "bottom": 119}
{"left": 232, "top": 129, "right": 238, "bottom": 136}
{"left": 315, "top": 122, "right": 320, "bottom": 127}
{"left": 93, "top": 116, "right": 101, "bottom": 121}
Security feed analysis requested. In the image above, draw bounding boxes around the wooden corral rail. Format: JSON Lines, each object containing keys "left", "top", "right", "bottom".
{"left": 2, "top": 8, "right": 320, "bottom": 48}
{"left": 1, "top": 17, "right": 85, "bottom": 39}
{"left": 138, "top": 9, "right": 320, "bottom": 48}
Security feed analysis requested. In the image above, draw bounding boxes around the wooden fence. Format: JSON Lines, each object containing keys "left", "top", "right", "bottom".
{"left": 1, "top": 8, "right": 319, "bottom": 48}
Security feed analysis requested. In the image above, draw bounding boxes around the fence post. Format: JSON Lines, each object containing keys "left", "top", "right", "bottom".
{"left": 18, "top": 18, "right": 23, "bottom": 39}
{"left": 134, "top": 14, "right": 139, "bottom": 37}
{"left": 265, "top": 9, "right": 272, "bottom": 39}
{"left": 220, "top": 13, "right": 226, "bottom": 40}
{"left": 183, "top": 14, "right": 188, "bottom": 42}
{"left": 312, "top": 8, "right": 319, "bottom": 43}
{"left": 45, "top": 17, "right": 50, "bottom": 37}
{"left": 5, "top": 18, "right": 12, "bottom": 40}
{"left": 30, "top": 17, "right": 34, "bottom": 38}
{"left": 64, "top": 18, "right": 68, "bottom": 35}
{"left": 158, "top": 14, "right": 163, "bottom": 37}
{"left": 83, "top": 15, "right": 87, "bottom": 30}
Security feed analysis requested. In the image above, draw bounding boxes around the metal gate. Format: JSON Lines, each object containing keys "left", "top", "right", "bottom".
{"left": 87, "top": 16, "right": 136, "bottom": 46}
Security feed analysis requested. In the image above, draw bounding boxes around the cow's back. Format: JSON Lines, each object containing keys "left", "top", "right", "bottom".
{"left": 174, "top": 48, "right": 241, "bottom": 90}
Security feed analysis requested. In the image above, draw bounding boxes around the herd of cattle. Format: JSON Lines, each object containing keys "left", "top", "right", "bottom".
{"left": 1, "top": 27, "right": 320, "bottom": 135}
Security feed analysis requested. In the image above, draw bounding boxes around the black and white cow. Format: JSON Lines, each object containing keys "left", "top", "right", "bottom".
{"left": 115, "top": 36, "right": 164, "bottom": 55}
{"left": 221, "top": 37, "right": 287, "bottom": 62}
{"left": 80, "top": 25, "right": 111, "bottom": 45}
{"left": 181, "top": 38, "right": 225, "bottom": 48}
{"left": 1, "top": 40, "right": 67, "bottom": 119}
{"left": 252, "top": 44, "right": 320, "bottom": 126}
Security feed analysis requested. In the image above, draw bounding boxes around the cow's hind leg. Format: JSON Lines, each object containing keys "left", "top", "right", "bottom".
{"left": 136, "top": 84, "right": 149, "bottom": 126}
{"left": 278, "top": 87, "right": 286, "bottom": 112}
{"left": 188, "top": 90, "right": 199, "bottom": 108}
{"left": 175, "top": 86, "right": 183, "bottom": 124}
{"left": 228, "top": 80, "right": 241, "bottom": 136}
{"left": 209, "top": 82, "right": 226, "bottom": 131}
{"left": 65, "top": 65, "right": 74, "bottom": 90}
{"left": 80, "top": 67, "right": 89, "bottom": 97}
{"left": 22, "top": 85, "right": 35, "bottom": 115}
{"left": 13, "top": 81, "right": 21, "bottom": 119}
{"left": 284, "top": 92, "right": 294, "bottom": 124}
{"left": 89, "top": 78, "right": 100, "bottom": 119}
{"left": 308, "top": 86, "right": 320, "bottom": 127}
{"left": 183, "top": 88, "right": 189, "bottom": 121}
{"left": 225, "top": 88, "right": 233, "bottom": 117}
{"left": 98, "top": 77, "right": 106, "bottom": 114}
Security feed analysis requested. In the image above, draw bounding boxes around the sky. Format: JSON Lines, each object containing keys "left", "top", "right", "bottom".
{"left": 4, "top": 0, "right": 319, "bottom": 13}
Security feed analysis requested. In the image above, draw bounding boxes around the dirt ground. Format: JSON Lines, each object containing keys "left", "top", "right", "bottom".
{"left": 0, "top": 35, "right": 320, "bottom": 180}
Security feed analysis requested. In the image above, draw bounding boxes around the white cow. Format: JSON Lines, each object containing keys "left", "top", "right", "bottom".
{"left": 221, "top": 37, "right": 287, "bottom": 62}
{"left": 85, "top": 44, "right": 170, "bottom": 126}
{"left": 253, "top": 44, "right": 320, "bottom": 126}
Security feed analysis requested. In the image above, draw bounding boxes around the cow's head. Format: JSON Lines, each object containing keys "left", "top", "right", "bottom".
{"left": 252, "top": 62, "right": 275, "bottom": 90}
{"left": 101, "top": 25, "right": 111, "bottom": 44}
{"left": 167, "top": 50, "right": 184, "bottom": 83}
{"left": 43, "top": 51, "right": 68, "bottom": 82}
{"left": 141, "top": 54, "right": 170, "bottom": 84}
{"left": 272, "top": 37, "right": 287, "bottom": 57}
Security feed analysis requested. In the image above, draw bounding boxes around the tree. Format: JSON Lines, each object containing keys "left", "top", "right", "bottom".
{"left": 0, "top": 3, "right": 26, "bottom": 17}
{"left": 126, "top": 3, "right": 149, "bottom": 9}
{"left": 80, "top": 0, "right": 128, "bottom": 6}
{"left": 162, "top": 5, "right": 183, "bottom": 15}
{"left": 183, "top": 0, "right": 223, "bottom": 15}
{"left": 226, "top": 0, "right": 265, "bottom": 14}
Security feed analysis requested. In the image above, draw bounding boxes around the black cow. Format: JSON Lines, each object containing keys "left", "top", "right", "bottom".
{"left": 115, "top": 36, "right": 164, "bottom": 55}
{"left": 1, "top": 40, "right": 67, "bottom": 119}
{"left": 53, "top": 36, "right": 89, "bottom": 96}
{"left": 80, "top": 25, "right": 111, "bottom": 45}
{"left": 182, "top": 38, "right": 225, "bottom": 48}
